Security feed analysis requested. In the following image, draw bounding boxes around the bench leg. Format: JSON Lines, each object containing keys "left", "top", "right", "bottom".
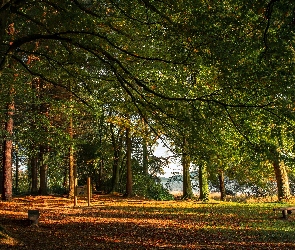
{"left": 282, "top": 210, "right": 288, "bottom": 219}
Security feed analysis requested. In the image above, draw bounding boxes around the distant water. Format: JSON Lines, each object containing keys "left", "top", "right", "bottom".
{"left": 160, "top": 177, "right": 199, "bottom": 195}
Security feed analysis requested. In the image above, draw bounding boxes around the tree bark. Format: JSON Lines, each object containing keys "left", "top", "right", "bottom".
{"left": 142, "top": 119, "right": 149, "bottom": 175}
{"left": 273, "top": 159, "right": 290, "bottom": 201}
{"left": 182, "top": 137, "right": 193, "bottom": 199}
{"left": 2, "top": 101, "right": 14, "bottom": 201}
{"left": 15, "top": 145, "right": 19, "bottom": 194}
{"left": 111, "top": 124, "right": 123, "bottom": 193}
{"left": 199, "top": 164, "right": 209, "bottom": 201}
{"left": 218, "top": 170, "right": 226, "bottom": 201}
{"left": 125, "top": 126, "right": 133, "bottom": 197}
{"left": 30, "top": 155, "right": 38, "bottom": 194}
{"left": 38, "top": 81, "right": 49, "bottom": 196}
{"left": 270, "top": 147, "right": 290, "bottom": 201}
{"left": 142, "top": 138, "right": 149, "bottom": 175}
{"left": 68, "top": 144, "right": 75, "bottom": 197}
{"left": 39, "top": 145, "right": 48, "bottom": 195}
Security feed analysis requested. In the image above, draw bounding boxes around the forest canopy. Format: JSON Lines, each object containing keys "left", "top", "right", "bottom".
{"left": 0, "top": 0, "right": 295, "bottom": 201}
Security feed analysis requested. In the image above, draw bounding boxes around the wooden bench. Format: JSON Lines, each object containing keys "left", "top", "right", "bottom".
{"left": 273, "top": 207, "right": 295, "bottom": 219}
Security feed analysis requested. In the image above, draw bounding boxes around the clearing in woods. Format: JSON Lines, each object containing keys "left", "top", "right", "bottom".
{"left": 0, "top": 195, "right": 295, "bottom": 249}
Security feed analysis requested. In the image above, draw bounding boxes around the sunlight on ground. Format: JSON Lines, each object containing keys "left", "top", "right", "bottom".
{"left": 1, "top": 195, "right": 295, "bottom": 249}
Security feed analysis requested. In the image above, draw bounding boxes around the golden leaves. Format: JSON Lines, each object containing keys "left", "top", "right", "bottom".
{"left": 1, "top": 196, "right": 295, "bottom": 249}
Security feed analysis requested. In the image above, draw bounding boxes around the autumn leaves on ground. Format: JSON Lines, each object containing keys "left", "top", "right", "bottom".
{"left": 0, "top": 195, "right": 294, "bottom": 250}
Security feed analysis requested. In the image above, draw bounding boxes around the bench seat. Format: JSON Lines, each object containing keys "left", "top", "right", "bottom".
{"left": 273, "top": 207, "right": 295, "bottom": 219}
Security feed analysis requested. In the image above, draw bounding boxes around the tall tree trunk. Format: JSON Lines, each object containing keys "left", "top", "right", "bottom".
{"left": 68, "top": 144, "right": 75, "bottom": 197}
{"left": 125, "top": 126, "right": 133, "bottom": 197}
{"left": 142, "top": 138, "right": 149, "bottom": 175}
{"left": 15, "top": 145, "right": 19, "bottom": 194}
{"left": 39, "top": 146, "right": 48, "bottom": 195}
{"left": 218, "top": 170, "right": 226, "bottom": 201}
{"left": 30, "top": 156, "right": 38, "bottom": 194}
{"left": 68, "top": 113, "right": 75, "bottom": 197}
{"left": 30, "top": 79, "right": 39, "bottom": 194}
{"left": 182, "top": 137, "right": 193, "bottom": 199}
{"left": 2, "top": 101, "right": 14, "bottom": 201}
{"left": 38, "top": 82, "right": 49, "bottom": 196}
{"left": 111, "top": 124, "right": 123, "bottom": 193}
{"left": 142, "top": 119, "right": 149, "bottom": 175}
{"left": 199, "top": 164, "right": 209, "bottom": 201}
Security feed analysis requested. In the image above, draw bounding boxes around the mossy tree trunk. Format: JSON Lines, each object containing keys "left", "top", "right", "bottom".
{"left": 273, "top": 158, "right": 290, "bottom": 201}
{"left": 270, "top": 147, "right": 290, "bottom": 201}
{"left": 199, "top": 164, "right": 209, "bottom": 201}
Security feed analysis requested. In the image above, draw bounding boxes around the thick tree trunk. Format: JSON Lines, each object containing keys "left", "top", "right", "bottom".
{"left": 125, "top": 127, "right": 133, "bottom": 197}
{"left": 199, "top": 164, "right": 209, "bottom": 201}
{"left": 270, "top": 147, "right": 290, "bottom": 201}
{"left": 218, "top": 171, "right": 226, "bottom": 201}
{"left": 2, "top": 101, "right": 14, "bottom": 201}
{"left": 182, "top": 137, "right": 193, "bottom": 199}
{"left": 273, "top": 159, "right": 290, "bottom": 201}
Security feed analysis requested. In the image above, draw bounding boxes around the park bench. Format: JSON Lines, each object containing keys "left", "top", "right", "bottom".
{"left": 273, "top": 207, "right": 295, "bottom": 219}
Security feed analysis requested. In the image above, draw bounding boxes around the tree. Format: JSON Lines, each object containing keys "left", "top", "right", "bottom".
{"left": 182, "top": 136, "right": 193, "bottom": 199}
{"left": 198, "top": 163, "right": 209, "bottom": 202}
{"left": 125, "top": 124, "right": 132, "bottom": 197}
{"left": 2, "top": 97, "right": 14, "bottom": 201}
{"left": 1, "top": 0, "right": 295, "bottom": 201}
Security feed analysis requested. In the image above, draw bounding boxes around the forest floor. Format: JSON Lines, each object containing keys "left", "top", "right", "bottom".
{"left": 0, "top": 194, "right": 295, "bottom": 249}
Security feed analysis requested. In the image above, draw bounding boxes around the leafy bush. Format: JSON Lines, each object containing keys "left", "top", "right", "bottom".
{"left": 133, "top": 174, "right": 174, "bottom": 200}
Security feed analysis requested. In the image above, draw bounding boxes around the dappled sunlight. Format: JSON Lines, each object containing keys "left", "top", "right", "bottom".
{"left": 1, "top": 195, "right": 295, "bottom": 249}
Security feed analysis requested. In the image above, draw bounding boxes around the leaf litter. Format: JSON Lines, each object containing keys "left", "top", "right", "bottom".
{"left": 0, "top": 195, "right": 295, "bottom": 249}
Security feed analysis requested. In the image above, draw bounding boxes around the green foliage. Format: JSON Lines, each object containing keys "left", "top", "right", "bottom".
{"left": 132, "top": 174, "right": 174, "bottom": 201}
{"left": 1, "top": 0, "right": 295, "bottom": 201}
